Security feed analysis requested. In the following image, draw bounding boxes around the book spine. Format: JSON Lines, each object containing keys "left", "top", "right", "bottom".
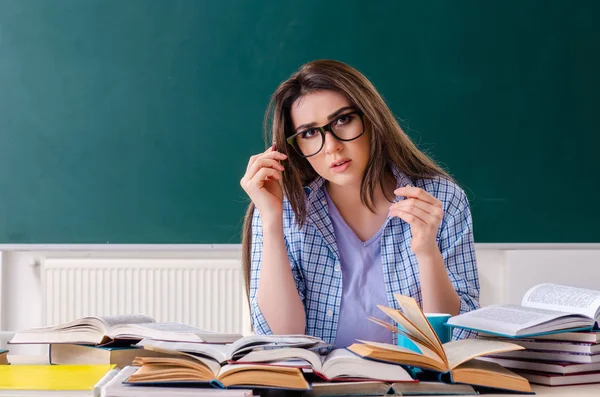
{"left": 93, "top": 369, "right": 120, "bottom": 396}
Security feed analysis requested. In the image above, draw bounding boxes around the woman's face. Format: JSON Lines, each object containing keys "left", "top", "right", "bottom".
{"left": 290, "top": 90, "right": 370, "bottom": 189}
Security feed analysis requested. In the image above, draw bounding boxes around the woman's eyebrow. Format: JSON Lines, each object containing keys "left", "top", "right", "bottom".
{"left": 327, "top": 106, "right": 356, "bottom": 120}
{"left": 295, "top": 106, "right": 357, "bottom": 132}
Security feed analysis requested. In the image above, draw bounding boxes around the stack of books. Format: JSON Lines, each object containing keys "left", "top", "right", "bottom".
{"left": 480, "top": 331, "right": 600, "bottom": 386}
{"left": 119, "top": 295, "right": 537, "bottom": 394}
{"left": 123, "top": 334, "right": 414, "bottom": 391}
{"left": 8, "top": 314, "right": 243, "bottom": 368}
{"left": 5, "top": 293, "right": 549, "bottom": 395}
{"left": 448, "top": 283, "right": 600, "bottom": 386}
{"left": 345, "top": 293, "right": 532, "bottom": 394}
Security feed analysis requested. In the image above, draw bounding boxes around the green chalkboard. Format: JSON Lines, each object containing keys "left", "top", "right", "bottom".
{"left": 0, "top": 0, "right": 598, "bottom": 243}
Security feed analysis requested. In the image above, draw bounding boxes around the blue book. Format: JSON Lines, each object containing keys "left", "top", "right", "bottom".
{"left": 447, "top": 283, "right": 600, "bottom": 338}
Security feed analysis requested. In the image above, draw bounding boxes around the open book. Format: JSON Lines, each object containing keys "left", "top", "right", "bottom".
{"left": 448, "top": 283, "right": 600, "bottom": 337}
{"left": 134, "top": 335, "right": 411, "bottom": 385}
{"left": 126, "top": 356, "right": 310, "bottom": 390}
{"left": 104, "top": 366, "right": 253, "bottom": 397}
{"left": 136, "top": 334, "right": 326, "bottom": 363}
{"left": 8, "top": 315, "right": 242, "bottom": 345}
{"left": 347, "top": 293, "right": 531, "bottom": 393}
{"left": 234, "top": 347, "right": 413, "bottom": 382}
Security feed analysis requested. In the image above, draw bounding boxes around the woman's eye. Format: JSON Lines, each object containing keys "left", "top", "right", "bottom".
{"left": 335, "top": 114, "right": 353, "bottom": 125}
{"left": 300, "top": 129, "right": 319, "bottom": 139}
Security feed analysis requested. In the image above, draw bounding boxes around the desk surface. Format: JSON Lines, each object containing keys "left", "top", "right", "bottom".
{"left": 6, "top": 355, "right": 600, "bottom": 396}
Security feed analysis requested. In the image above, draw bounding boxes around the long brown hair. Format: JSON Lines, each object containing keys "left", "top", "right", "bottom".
{"left": 241, "top": 60, "right": 451, "bottom": 305}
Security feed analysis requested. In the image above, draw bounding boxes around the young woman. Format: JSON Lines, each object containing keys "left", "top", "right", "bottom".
{"left": 240, "top": 60, "right": 479, "bottom": 348}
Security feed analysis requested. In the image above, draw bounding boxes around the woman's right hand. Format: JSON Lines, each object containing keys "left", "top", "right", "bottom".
{"left": 240, "top": 145, "right": 287, "bottom": 220}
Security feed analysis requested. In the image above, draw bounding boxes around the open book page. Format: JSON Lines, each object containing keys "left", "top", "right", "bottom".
{"left": 136, "top": 339, "right": 230, "bottom": 363}
{"left": 446, "top": 304, "right": 586, "bottom": 335}
{"left": 215, "top": 364, "right": 310, "bottom": 390}
{"left": 367, "top": 317, "right": 444, "bottom": 362}
{"left": 108, "top": 322, "right": 241, "bottom": 343}
{"left": 352, "top": 340, "right": 446, "bottom": 372}
{"left": 174, "top": 349, "right": 223, "bottom": 375}
{"left": 132, "top": 355, "right": 217, "bottom": 380}
{"left": 320, "top": 348, "right": 412, "bottom": 381}
{"left": 217, "top": 363, "right": 302, "bottom": 378}
{"left": 9, "top": 317, "right": 149, "bottom": 345}
{"left": 112, "top": 322, "right": 205, "bottom": 333}
{"left": 522, "top": 284, "right": 600, "bottom": 320}
{"left": 106, "top": 366, "right": 254, "bottom": 397}
{"left": 8, "top": 315, "right": 156, "bottom": 344}
{"left": 99, "top": 314, "right": 155, "bottom": 328}
{"left": 234, "top": 347, "right": 323, "bottom": 370}
{"left": 443, "top": 339, "right": 524, "bottom": 370}
{"left": 450, "top": 359, "right": 531, "bottom": 393}
{"left": 136, "top": 336, "right": 323, "bottom": 363}
{"left": 392, "top": 294, "right": 447, "bottom": 363}
{"left": 376, "top": 306, "right": 442, "bottom": 359}
{"left": 228, "top": 334, "right": 325, "bottom": 359}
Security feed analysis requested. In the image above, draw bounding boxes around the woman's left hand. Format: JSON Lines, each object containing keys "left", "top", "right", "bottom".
{"left": 389, "top": 186, "right": 444, "bottom": 257}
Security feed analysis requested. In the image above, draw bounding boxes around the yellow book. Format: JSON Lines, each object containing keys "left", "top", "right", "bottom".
{"left": 0, "top": 364, "right": 115, "bottom": 390}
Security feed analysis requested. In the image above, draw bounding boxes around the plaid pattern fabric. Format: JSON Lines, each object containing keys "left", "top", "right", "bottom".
{"left": 249, "top": 169, "right": 480, "bottom": 344}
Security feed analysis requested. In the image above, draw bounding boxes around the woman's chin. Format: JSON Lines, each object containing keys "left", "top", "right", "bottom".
{"left": 325, "top": 172, "right": 363, "bottom": 188}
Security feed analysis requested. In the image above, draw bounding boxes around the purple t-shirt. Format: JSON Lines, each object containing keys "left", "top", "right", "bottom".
{"left": 325, "top": 189, "right": 394, "bottom": 348}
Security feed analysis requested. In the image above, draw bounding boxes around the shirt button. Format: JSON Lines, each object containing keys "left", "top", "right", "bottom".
{"left": 334, "top": 264, "right": 341, "bottom": 272}
{"left": 327, "top": 310, "right": 333, "bottom": 317}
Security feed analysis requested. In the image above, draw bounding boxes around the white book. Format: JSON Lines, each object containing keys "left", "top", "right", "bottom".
{"left": 9, "top": 315, "right": 242, "bottom": 345}
{"left": 448, "top": 283, "right": 600, "bottom": 337}
{"left": 236, "top": 347, "right": 413, "bottom": 382}
{"left": 136, "top": 334, "right": 326, "bottom": 363}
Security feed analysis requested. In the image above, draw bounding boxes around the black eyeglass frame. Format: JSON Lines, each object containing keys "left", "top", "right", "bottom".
{"left": 285, "top": 110, "right": 365, "bottom": 158}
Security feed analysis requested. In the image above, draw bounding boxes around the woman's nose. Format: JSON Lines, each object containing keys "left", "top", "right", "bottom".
{"left": 324, "top": 131, "right": 342, "bottom": 154}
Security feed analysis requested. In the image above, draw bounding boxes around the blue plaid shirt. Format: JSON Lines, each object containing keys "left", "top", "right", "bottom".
{"left": 249, "top": 168, "right": 480, "bottom": 344}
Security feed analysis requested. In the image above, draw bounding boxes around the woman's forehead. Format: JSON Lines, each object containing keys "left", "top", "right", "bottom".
{"left": 291, "top": 91, "right": 351, "bottom": 127}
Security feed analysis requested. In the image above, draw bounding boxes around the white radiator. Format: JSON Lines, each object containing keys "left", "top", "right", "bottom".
{"left": 41, "top": 258, "right": 250, "bottom": 335}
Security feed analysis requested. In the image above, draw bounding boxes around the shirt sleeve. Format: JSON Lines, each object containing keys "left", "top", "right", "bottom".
{"left": 438, "top": 190, "right": 481, "bottom": 340}
{"left": 249, "top": 206, "right": 306, "bottom": 335}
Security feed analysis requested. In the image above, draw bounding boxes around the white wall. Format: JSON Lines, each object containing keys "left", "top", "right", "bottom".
{"left": 2, "top": 244, "right": 599, "bottom": 354}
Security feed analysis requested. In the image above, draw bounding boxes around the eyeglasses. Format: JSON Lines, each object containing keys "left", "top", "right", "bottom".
{"left": 286, "top": 110, "right": 365, "bottom": 157}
